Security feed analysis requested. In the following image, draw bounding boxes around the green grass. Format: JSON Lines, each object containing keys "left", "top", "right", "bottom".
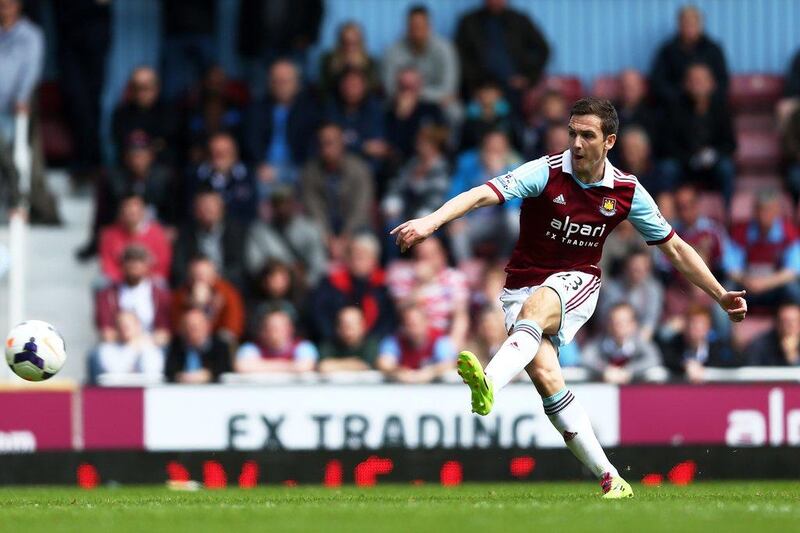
{"left": 0, "top": 482, "right": 799, "bottom": 533}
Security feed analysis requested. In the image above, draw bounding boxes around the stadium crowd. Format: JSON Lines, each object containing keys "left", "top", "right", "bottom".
{"left": 2, "top": 0, "right": 800, "bottom": 384}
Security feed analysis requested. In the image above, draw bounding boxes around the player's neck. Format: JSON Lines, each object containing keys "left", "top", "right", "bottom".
{"left": 574, "top": 161, "right": 605, "bottom": 184}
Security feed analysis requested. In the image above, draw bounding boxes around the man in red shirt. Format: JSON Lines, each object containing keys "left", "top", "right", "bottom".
{"left": 393, "top": 97, "right": 747, "bottom": 499}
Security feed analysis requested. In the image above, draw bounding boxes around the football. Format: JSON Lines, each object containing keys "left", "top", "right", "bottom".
{"left": 5, "top": 320, "right": 67, "bottom": 381}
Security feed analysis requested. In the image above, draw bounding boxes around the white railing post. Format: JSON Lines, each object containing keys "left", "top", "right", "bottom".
{"left": 8, "top": 113, "right": 31, "bottom": 333}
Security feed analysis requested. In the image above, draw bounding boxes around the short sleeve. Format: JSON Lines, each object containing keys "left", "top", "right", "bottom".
{"left": 628, "top": 183, "right": 674, "bottom": 245}
{"left": 486, "top": 157, "right": 550, "bottom": 202}
{"left": 235, "top": 343, "right": 261, "bottom": 360}
{"left": 378, "top": 337, "right": 401, "bottom": 363}
{"left": 782, "top": 242, "right": 800, "bottom": 274}
{"left": 431, "top": 336, "right": 456, "bottom": 364}
{"left": 294, "top": 341, "right": 319, "bottom": 362}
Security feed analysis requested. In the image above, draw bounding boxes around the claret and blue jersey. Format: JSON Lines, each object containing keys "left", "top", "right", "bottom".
{"left": 486, "top": 149, "right": 674, "bottom": 289}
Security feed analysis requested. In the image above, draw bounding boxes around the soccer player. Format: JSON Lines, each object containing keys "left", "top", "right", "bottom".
{"left": 392, "top": 98, "right": 747, "bottom": 499}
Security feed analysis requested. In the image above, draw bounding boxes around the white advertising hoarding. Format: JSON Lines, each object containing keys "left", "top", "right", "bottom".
{"left": 144, "top": 384, "right": 619, "bottom": 451}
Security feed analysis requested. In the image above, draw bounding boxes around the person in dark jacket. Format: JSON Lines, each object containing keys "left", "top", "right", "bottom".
{"left": 165, "top": 308, "right": 232, "bottom": 383}
{"left": 650, "top": 5, "right": 729, "bottom": 105}
{"left": 455, "top": 0, "right": 550, "bottom": 101}
{"left": 747, "top": 303, "right": 800, "bottom": 367}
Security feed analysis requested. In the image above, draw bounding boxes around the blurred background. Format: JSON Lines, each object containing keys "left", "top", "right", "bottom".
{"left": 1, "top": 0, "right": 800, "bottom": 473}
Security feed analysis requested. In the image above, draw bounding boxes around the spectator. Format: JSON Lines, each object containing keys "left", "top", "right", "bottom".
{"left": 0, "top": 0, "right": 58, "bottom": 225}
{"left": 455, "top": 0, "right": 550, "bottom": 102}
{"left": 192, "top": 132, "right": 257, "bottom": 222}
{"left": 747, "top": 303, "right": 800, "bottom": 366}
{"left": 170, "top": 255, "right": 246, "bottom": 344}
{"left": 598, "top": 220, "right": 647, "bottom": 279}
{"left": 91, "top": 311, "right": 164, "bottom": 383}
{"left": 661, "top": 63, "right": 736, "bottom": 204}
{"left": 786, "top": 48, "right": 800, "bottom": 98}
{"left": 237, "top": 0, "right": 323, "bottom": 88}
{"left": 319, "top": 21, "right": 380, "bottom": 98}
{"left": 460, "top": 80, "right": 515, "bottom": 151}
{"left": 311, "top": 233, "right": 395, "bottom": 341}
{"left": 234, "top": 308, "right": 317, "bottom": 373}
{"left": 382, "top": 5, "right": 461, "bottom": 124}
{"left": 300, "top": 123, "right": 375, "bottom": 249}
{"left": 95, "top": 245, "right": 171, "bottom": 347}
{"left": 111, "top": 67, "right": 177, "bottom": 164}
{"left": 166, "top": 308, "right": 231, "bottom": 383}
{"left": 382, "top": 125, "right": 450, "bottom": 256}
{"left": 246, "top": 185, "right": 327, "bottom": 287}
{"left": 514, "top": 89, "right": 567, "bottom": 160}
{"left": 161, "top": 0, "right": 217, "bottom": 101}
{"left": 725, "top": 190, "right": 800, "bottom": 307}
{"left": 387, "top": 236, "right": 470, "bottom": 346}
{"left": 384, "top": 66, "right": 445, "bottom": 162}
{"left": 463, "top": 305, "right": 508, "bottom": 367}
{"left": 245, "top": 59, "right": 319, "bottom": 188}
{"left": 598, "top": 251, "right": 663, "bottom": 341}
{"left": 542, "top": 123, "right": 570, "bottom": 155}
{"left": 247, "top": 261, "right": 304, "bottom": 331}
{"left": 582, "top": 303, "right": 663, "bottom": 384}
{"left": 325, "top": 67, "right": 389, "bottom": 166}
{"left": 650, "top": 5, "right": 729, "bottom": 105}
{"left": 615, "top": 70, "right": 657, "bottom": 144}
{"left": 617, "top": 127, "right": 668, "bottom": 197}
{"left": 318, "top": 306, "right": 379, "bottom": 373}
{"left": 780, "top": 99, "right": 800, "bottom": 202}
{"left": 172, "top": 187, "right": 247, "bottom": 288}
{"left": 180, "top": 65, "right": 245, "bottom": 168}
{"left": 661, "top": 305, "right": 737, "bottom": 382}
{"left": 376, "top": 304, "right": 456, "bottom": 383}
{"left": 99, "top": 193, "right": 172, "bottom": 283}
{"left": 448, "top": 130, "right": 522, "bottom": 262}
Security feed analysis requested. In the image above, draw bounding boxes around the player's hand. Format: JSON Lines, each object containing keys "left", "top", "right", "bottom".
{"left": 719, "top": 290, "right": 747, "bottom": 322}
{"left": 390, "top": 217, "right": 436, "bottom": 253}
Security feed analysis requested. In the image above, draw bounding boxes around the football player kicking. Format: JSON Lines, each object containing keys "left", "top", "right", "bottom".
{"left": 392, "top": 97, "right": 747, "bottom": 499}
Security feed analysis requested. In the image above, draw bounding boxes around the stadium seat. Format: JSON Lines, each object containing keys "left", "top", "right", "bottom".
{"left": 591, "top": 75, "right": 619, "bottom": 101}
{"left": 543, "top": 75, "right": 583, "bottom": 104}
{"left": 732, "top": 315, "right": 774, "bottom": 349}
{"left": 735, "top": 130, "right": 781, "bottom": 173}
{"left": 734, "top": 174, "right": 782, "bottom": 193}
{"left": 729, "top": 74, "right": 784, "bottom": 113}
{"left": 696, "top": 192, "right": 726, "bottom": 222}
{"left": 734, "top": 113, "right": 775, "bottom": 133}
{"left": 37, "top": 81, "right": 74, "bottom": 163}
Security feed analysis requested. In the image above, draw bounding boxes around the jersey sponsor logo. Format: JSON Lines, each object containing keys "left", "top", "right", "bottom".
{"left": 553, "top": 194, "right": 566, "bottom": 205}
{"left": 599, "top": 197, "right": 617, "bottom": 216}
{"left": 545, "top": 215, "right": 607, "bottom": 248}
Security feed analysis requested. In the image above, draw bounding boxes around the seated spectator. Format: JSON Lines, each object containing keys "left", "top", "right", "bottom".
{"left": 99, "top": 193, "right": 172, "bottom": 283}
{"left": 780, "top": 99, "right": 800, "bottom": 202}
{"left": 597, "top": 251, "right": 663, "bottom": 341}
{"left": 459, "top": 81, "right": 515, "bottom": 151}
{"left": 747, "top": 302, "right": 800, "bottom": 366}
{"left": 180, "top": 65, "right": 245, "bottom": 167}
{"left": 318, "top": 306, "right": 379, "bottom": 373}
{"left": 725, "top": 190, "right": 800, "bottom": 308}
{"left": 324, "top": 67, "right": 389, "bottom": 167}
{"left": 448, "top": 130, "right": 522, "bottom": 262}
{"left": 91, "top": 311, "right": 164, "bottom": 383}
{"left": 166, "top": 308, "right": 232, "bottom": 383}
{"left": 514, "top": 89, "right": 567, "bottom": 160}
{"left": 387, "top": 236, "right": 469, "bottom": 346}
{"left": 246, "top": 186, "right": 328, "bottom": 287}
{"left": 617, "top": 127, "right": 666, "bottom": 195}
{"left": 376, "top": 304, "right": 456, "bottom": 383}
{"left": 463, "top": 305, "right": 508, "bottom": 366}
{"left": 650, "top": 5, "right": 729, "bottom": 105}
{"left": 95, "top": 244, "right": 172, "bottom": 346}
{"left": 172, "top": 187, "right": 247, "bottom": 288}
{"left": 319, "top": 21, "right": 380, "bottom": 98}
{"left": 615, "top": 70, "right": 657, "bottom": 144}
{"left": 787, "top": 47, "right": 800, "bottom": 98}
{"left": 170, "top": 255, "right": 245, "bottom": 345}
{"left": 661, "top": 305, "right": 737, "bottom": 382}
{"left": 660, "top": 63, "right": 736, "bottom": 203}
{"left": 300, "top": 123, "right": 375, "bottom": 251}
{"left": 234, "top": 308, "right": 318, "bottom": 373}
{"left": 384, "top": 66, "right": 445, "bottom": 162}
{"left": 245, "top": 59, "right": 319, "bottom": 189}
{"left": 111, "top": 66, "right": 177, "bottom": 163}
{"left": 598, "top": 220, "right": 647, "bottom": 280}
{"left": 191, "top": 132, "right": 257, "bottom": 222}
{"left": 382, "top": 125, "right": 450, "bottom": 258}
{"left": 310, "top": 233, "right": 395, "bottom": 341}
{"left": 382, "top": 5, "right": 461, "bottom": 125}
{"left": 455, "top": 0, "right": 549, "bottom": 102}
{"left": 582, "top": 303, "right": 663, "bottom": 384}
{"left": 247, "top": 261, "right": 304, "bottom": 332}
{"left": 542, "top": 123, "right": 570, "bottom": 155}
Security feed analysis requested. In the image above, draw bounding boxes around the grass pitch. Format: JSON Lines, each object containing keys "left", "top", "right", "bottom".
{"left": 0, "top": 482, "right": 798, "bottom": 533}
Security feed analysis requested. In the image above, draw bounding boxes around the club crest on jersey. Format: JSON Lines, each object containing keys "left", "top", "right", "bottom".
{"left": 599, "top": 197, "right": 617, "bottom": 217}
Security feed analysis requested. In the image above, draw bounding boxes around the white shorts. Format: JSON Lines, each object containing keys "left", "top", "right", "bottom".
{"left": 499, "top": 271, "right": 601, "bottom": 348}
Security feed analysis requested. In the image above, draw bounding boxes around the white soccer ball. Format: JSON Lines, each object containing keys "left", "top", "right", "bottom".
{"left": 5, "top": 320, "right": 67, "bottom": 381}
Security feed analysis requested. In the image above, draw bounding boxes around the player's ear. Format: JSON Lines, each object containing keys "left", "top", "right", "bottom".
{"left": 604, "top": 133, "right": 617, "bottom": 151}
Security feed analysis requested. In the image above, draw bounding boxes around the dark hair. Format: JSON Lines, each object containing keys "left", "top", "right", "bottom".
{"left": 408, "top": 4, "right": 429, "bottom": 17}
{"left": 569, "top": 97, "right": 619, "bottom": 137}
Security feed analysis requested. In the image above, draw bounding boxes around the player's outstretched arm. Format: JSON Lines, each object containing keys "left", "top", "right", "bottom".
{"left": 391, "top": 184, "right": 500, "bottom": 252}
{"left": 658, "top": 234, "right": 747, "bottom": 322}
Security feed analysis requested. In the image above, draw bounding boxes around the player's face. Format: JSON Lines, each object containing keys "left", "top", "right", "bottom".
{"left": 568, "top": 115, "right": 615, "bottom": 179}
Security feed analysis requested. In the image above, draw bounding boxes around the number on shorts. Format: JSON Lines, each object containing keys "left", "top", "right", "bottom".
{"left": 555, "top": 273, "right": 583, "bottom": 291}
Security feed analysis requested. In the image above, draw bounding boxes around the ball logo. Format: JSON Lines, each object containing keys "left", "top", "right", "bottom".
{"left": 599, "top": 197, "right": 617, "bottom": 217}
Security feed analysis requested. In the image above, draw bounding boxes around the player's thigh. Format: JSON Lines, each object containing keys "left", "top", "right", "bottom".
{"left": 516, "top": 286, "right": 562, "bottom": 334}
{"left": 524, "top": 338, "right": 565, "bottom": 397}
